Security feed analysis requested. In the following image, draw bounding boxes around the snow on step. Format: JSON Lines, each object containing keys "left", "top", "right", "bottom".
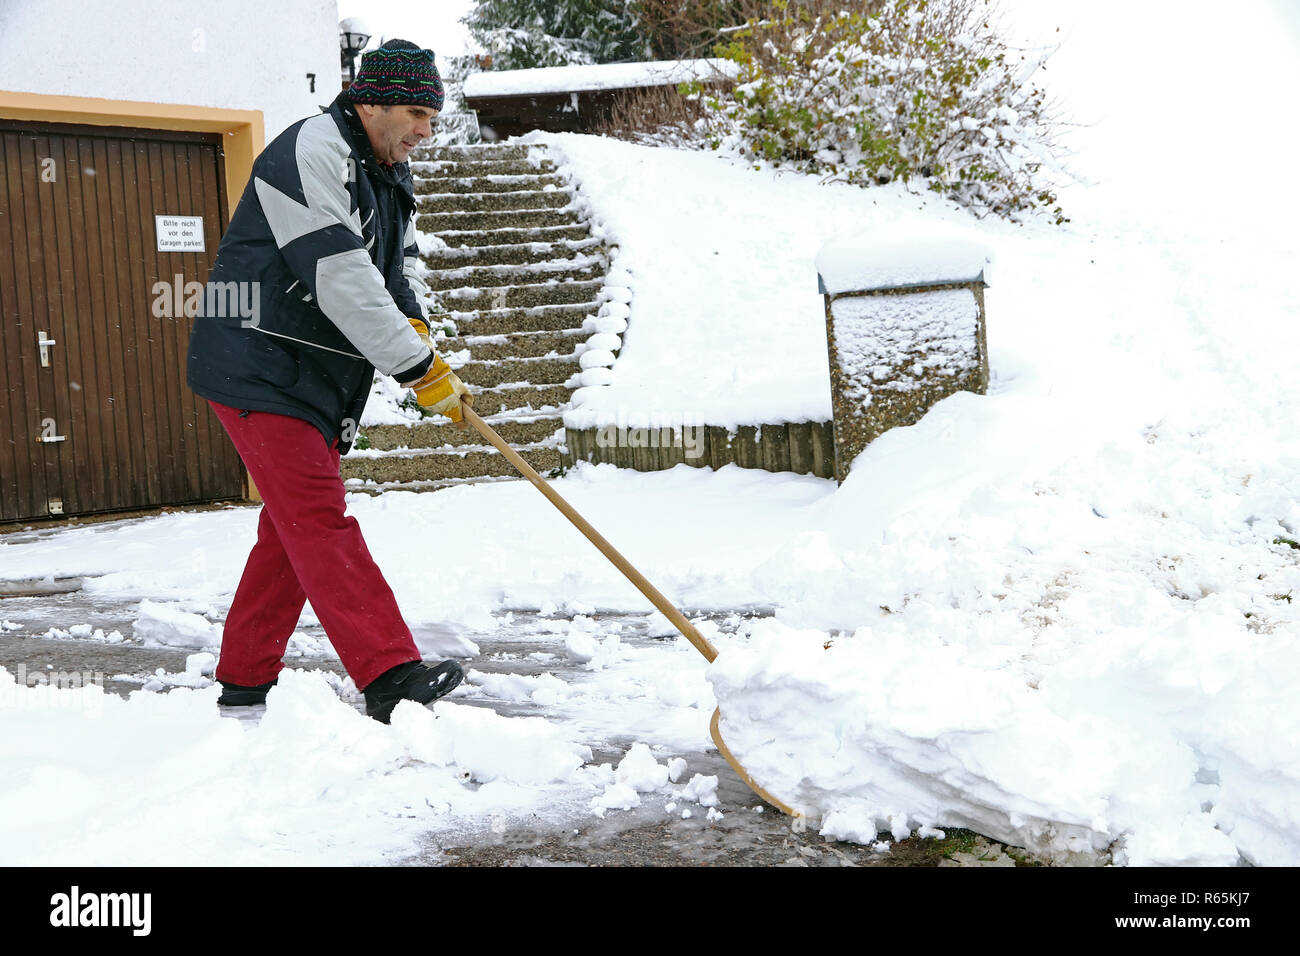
{"left": 340, "top": 445, "right": 562, "bottom": 483}
{"left": 456, "top": 359, "right": 579, "bottom": 390}
{"left": 466, "top": 383, "right": 575, "bottom": 416}
{"left": 430, "top": 253, "right": 606, "bottom": 286}
{"left": 439, "top": 279, "right": 606, "bottom": 311}
{"left": 410, "top": 159, "right": 558, "bottom": 178}
{"left": 418, "top": 208, "right": 587, "bottom": 232}
{"left": 411, "top": 143, "right": 535, "bottom": 163}
{"left": 416, "top": 174, "right": 568, "bottom": 195}
{"left": 434, "top": 224, "right": 592, "bottom": 248}
{"left": 415, "top": 189, "right": 574, "bottom": 213}
{"left": 442, "top": 329, "right": 587, "bottom": 361}
{"left": 425, "top": 237, "right": 605, "bottom": 267}
{"left": 448, "top": 301, "right": 602, "bottom": 336}
{"left": 344, "top": 435, "right": 563, "bottom": 461}
{"left": 360, "top": 418, "right": 564, "bottom": 451}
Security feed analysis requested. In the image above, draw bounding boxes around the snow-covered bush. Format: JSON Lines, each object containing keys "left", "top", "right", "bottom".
{"left": 588, "top": 82, "right": 714, "bottom": 148}
{"left": 432, "top": 54, "right": 485, "bottom": 147}
{"left": 633, "top": 0, "right": 754, "bottom": 59}
{"left": 465, "top": 0, "right": 649, "bottom": 70}
{"left": 690, "top": 0, "right": 1068, "bottom": 222}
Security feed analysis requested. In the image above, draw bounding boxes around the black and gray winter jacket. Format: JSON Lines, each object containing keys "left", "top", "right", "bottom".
{"left": 187, "top": 91, "right": 434, "bottom": 452}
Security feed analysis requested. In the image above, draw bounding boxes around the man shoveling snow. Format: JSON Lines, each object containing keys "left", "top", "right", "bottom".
{"left": 186, "top": 39, "right": 469, "bottom": 722}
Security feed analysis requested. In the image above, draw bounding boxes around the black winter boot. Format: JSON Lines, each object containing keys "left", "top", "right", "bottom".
{"left": 217, "top": 678, "right": 277, "bottom": 706}
{"left": 363, "top": 660, "right": 464, "bottom": 723}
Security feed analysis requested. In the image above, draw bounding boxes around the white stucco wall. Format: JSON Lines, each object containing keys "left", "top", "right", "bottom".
{"left": 0, "top": 0, "right": 340, "bottom": 141}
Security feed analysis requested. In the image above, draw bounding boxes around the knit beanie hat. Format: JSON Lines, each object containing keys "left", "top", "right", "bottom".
{"left": 349, "top": 39, "right": 445, "bottom": 111}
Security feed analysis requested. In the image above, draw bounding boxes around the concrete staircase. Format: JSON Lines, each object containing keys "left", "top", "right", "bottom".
{"left": 342, "top": 143, "right": 610, "bottom": 493}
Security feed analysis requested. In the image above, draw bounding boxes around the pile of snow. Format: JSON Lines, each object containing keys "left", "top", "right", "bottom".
{"left": 711, "top": 618, "right": 1300, "bottom": 865}
{"left": 468, "top": 669, "right": 572, "bottom": 707}
{"left": 615, "top": 742, "right": 670, "bottom": 791}
{"left": 590, "top": 743, "right": 670, "bottom": 814}
{"left": 588, "top": 744, "right": 716, "bottom": 817}
{"left": 131, "top": 599, "right": 220, "bottom": 648}
{"left": 815, "top": 227, "right": 991, "bottom": 294}
{"left": 0, "top": 667, "right": 599, "bottom": 865}
{"left": 39, "top": 625, "right": 125, "bottom": 644}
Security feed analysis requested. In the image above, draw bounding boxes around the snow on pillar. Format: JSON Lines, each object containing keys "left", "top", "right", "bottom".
{"left": 815, "top": 230, "right": 992, "bottom": 484}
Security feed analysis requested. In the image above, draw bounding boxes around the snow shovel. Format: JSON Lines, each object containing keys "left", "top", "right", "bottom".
{"left": 460, "top": 399, "right": 797, "bottom": 817}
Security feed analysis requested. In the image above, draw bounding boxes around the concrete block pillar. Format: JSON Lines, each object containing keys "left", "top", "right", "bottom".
{"left": 816, "top": 233, "right": 992, "bottom": 483}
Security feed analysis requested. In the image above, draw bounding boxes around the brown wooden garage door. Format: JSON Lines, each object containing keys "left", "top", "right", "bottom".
{"left": 0, "top": 120, "right": 245, "bottom": 522}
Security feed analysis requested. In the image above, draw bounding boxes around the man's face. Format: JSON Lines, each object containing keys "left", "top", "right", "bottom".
{"left": 356, "top": 103, "right": 438, "bottom": 164}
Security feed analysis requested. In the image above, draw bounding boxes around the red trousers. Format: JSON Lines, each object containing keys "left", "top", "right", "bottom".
{"left": 211, "top": 402, "right": 419, "bottom": 690}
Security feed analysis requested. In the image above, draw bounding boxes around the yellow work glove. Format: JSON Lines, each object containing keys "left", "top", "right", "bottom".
{"left": 404, "top": 318, "right": 472, "bottom": 425}
{"left": 408, "top": 316, "right": 436, "bottom": 349}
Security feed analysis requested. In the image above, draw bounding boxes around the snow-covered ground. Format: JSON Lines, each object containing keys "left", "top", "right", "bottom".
{"left": 3, "top": 1, "right": 1300, "bottom": 866}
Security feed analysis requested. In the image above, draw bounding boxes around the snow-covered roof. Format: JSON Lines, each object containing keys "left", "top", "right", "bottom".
{"left": 463, "top": 58, "right": 739, "bottom": 99}
{"left": 816, "top": 228, "right": 992, "bottom": 295}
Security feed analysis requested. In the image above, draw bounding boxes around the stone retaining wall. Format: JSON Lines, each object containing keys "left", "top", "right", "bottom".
{"left": 823, "top": 280, "right": 988, "bottom": 483}
{"left": 561, "top": 421, "right": 836, "bottom": 478}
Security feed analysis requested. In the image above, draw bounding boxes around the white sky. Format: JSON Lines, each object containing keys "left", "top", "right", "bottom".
{"left": 336, "top": 0, "right": 478, "bottom": 59}
{"left": 995, "top": 0, "right": 1300, "bottom": 228}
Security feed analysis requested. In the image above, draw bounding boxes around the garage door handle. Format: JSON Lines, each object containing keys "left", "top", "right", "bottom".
{"left": 38, "top": 330, "right": 57, "bottom": 367}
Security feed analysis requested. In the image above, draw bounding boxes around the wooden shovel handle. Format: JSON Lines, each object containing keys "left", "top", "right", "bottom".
{"left": 460, "top": 400, "right": 719, "bottom": 663}
{"left": 462, "top": 400, "right": 799, "bottom": 817}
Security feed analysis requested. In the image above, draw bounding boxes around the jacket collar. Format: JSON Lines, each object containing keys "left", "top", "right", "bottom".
{"left": 327, "top": 91, "right": 410, "bottom": 192}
